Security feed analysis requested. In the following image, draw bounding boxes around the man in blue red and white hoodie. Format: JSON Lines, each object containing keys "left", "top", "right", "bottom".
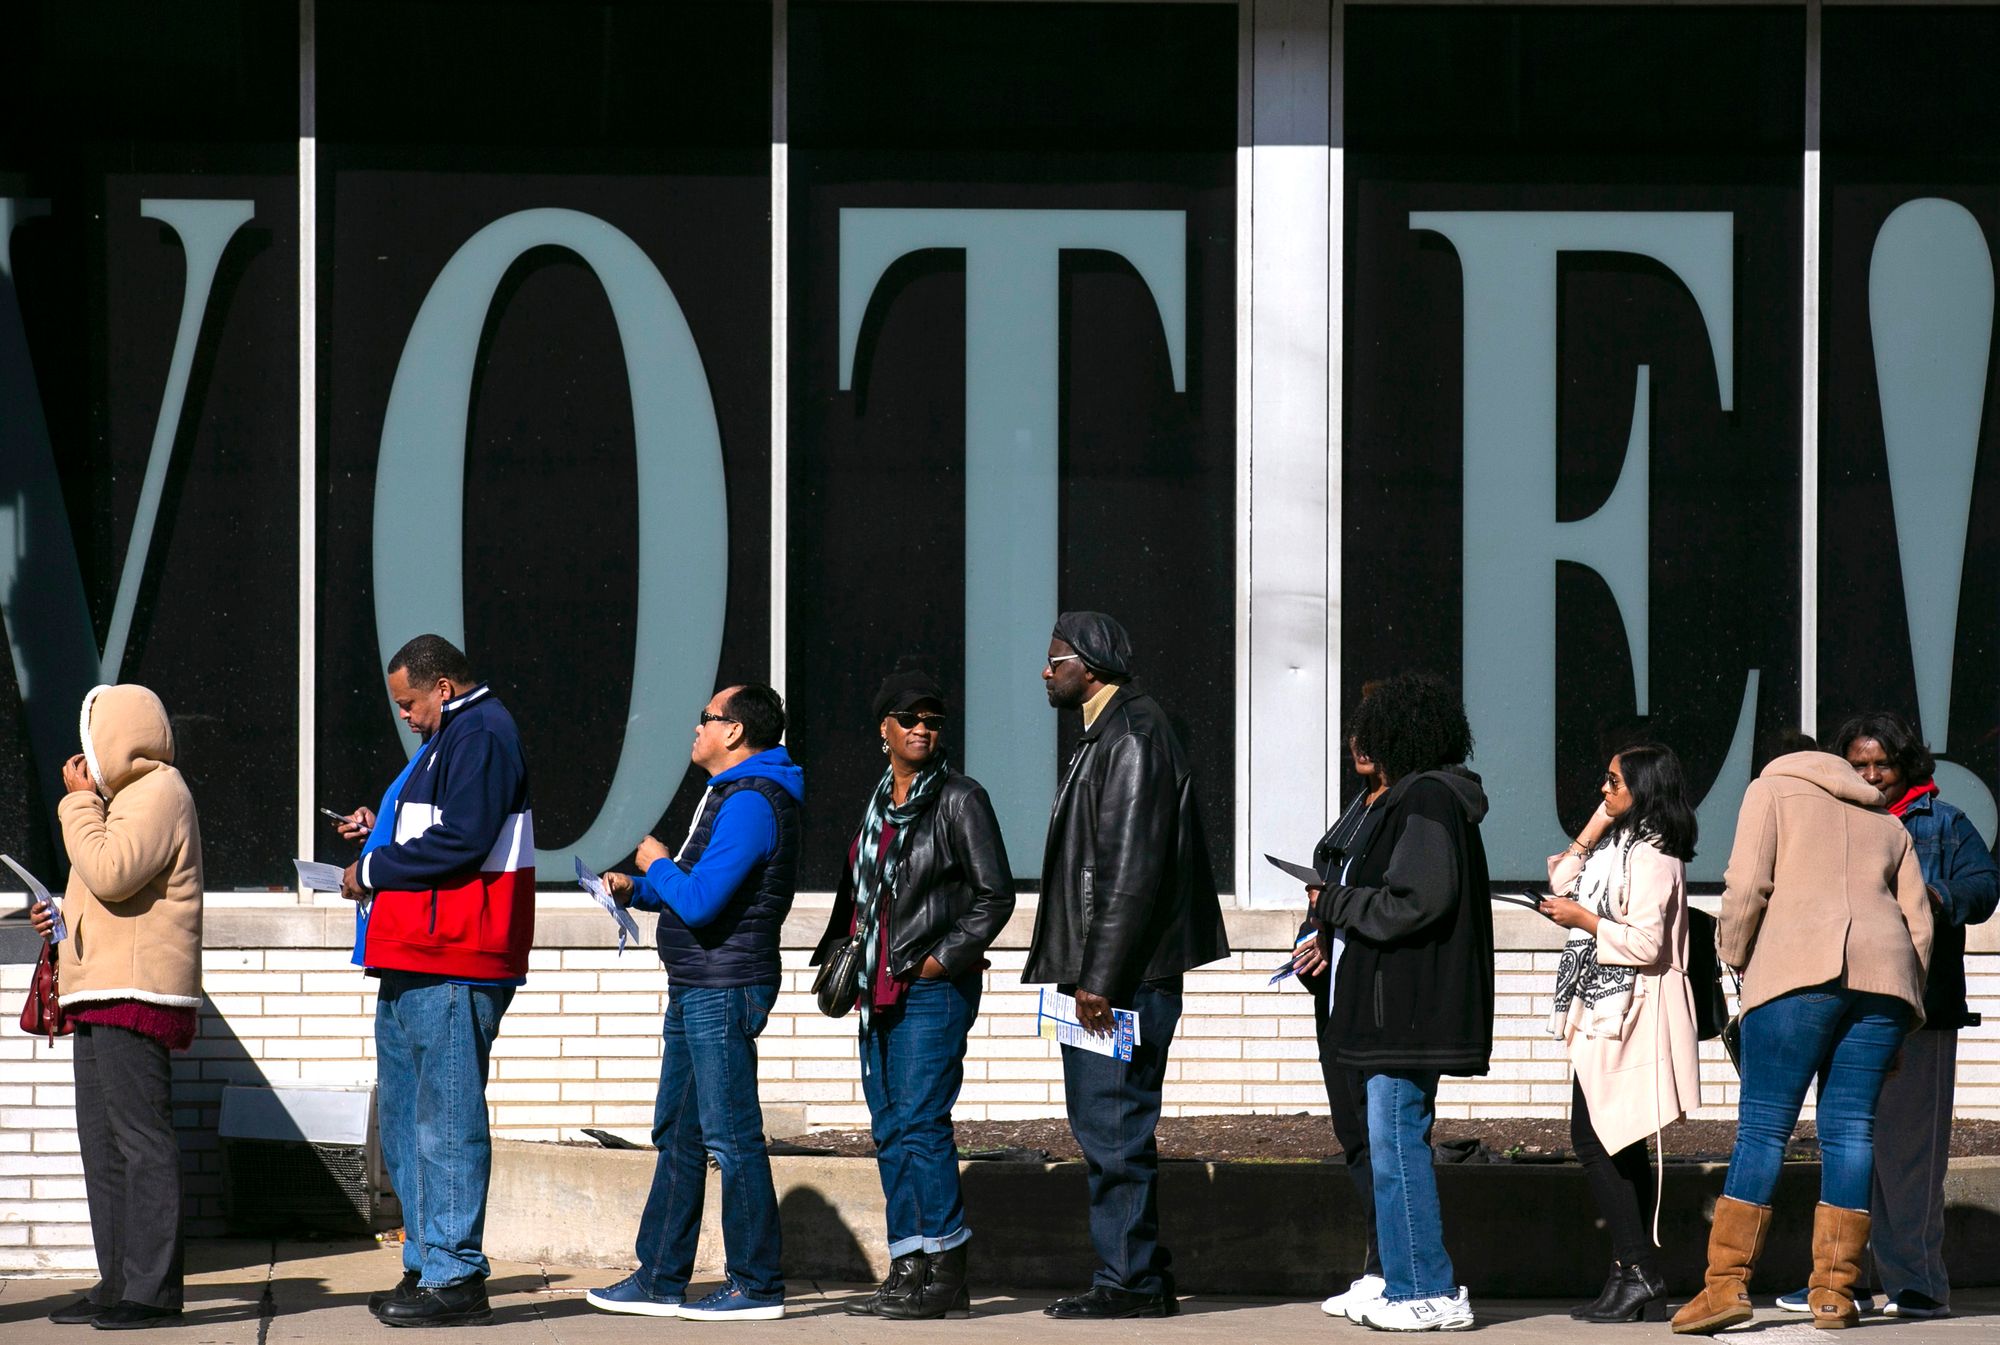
{"left": 335, "top": 634, "right": 533, "bottom": 1329}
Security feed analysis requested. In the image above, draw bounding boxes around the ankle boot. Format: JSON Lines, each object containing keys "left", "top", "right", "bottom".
{"left": 1807, "top": 1203, "right": 1871, "bottom": 1329}
{"left": 878, "top": 1244, "right": 971, "bottom": 1320}
{"left": 1583, "top": 1261, "right": 1671, "bottom": 1323}
{"left": 846, "top": 1252, "right": 925, "bottom": 1317}
{"left": 1671, "top": 1196, "right": 1772, "bottom": 1335}
{"left": 1570, "top": 1263, "right": 1623, "bottom": 1320}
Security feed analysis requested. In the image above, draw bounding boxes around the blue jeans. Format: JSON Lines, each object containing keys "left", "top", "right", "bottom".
{"left": 375, "top": 973, "right": 515, "bottom": 1287}
{"left": 1366, "top": 1070, "right": 1454, "bottom": 1302}
{"left": 860, "top": 971, "right": 981, "bottom": 1256}
{"left": 632, "top": 983, "right": 783, "bottom": 1302}
{"left": 1061, "top": 977, "right": 1182, "bottom": 1295}
{"left": 1725, "top": 986, "right": 1911, "bottom": 1210}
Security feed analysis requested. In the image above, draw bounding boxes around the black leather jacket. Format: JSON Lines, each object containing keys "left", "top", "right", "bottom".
{"left": 811, "top": 771, "right": 1015, "bottom": 981}
{"left": 1023, "top": 684, "right": 1229, "bottom": 1001}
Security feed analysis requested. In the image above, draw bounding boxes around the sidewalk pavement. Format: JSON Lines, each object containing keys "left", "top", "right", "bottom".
{"left": 1, "top": 1241, "right": 1994, "bottom": 1342}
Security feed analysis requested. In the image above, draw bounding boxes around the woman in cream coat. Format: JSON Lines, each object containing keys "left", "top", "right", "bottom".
{"left": 1541, "top": 744, "right": 1702, "bottom": 1324}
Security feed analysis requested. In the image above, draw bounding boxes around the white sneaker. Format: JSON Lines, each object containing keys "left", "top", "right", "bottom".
{"left": 1321, "top": 1274, "right": 1387, "bottom": 1319}
{"left": 1354, "top": 1286, "right": 1474, "bottom": 1332}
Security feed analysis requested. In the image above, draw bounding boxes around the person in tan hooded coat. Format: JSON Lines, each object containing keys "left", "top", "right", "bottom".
{"left": 31, "top": 683, "right": 203, "bottom": 1330}
{"left": 1672, "top": 751, "right": 1930, "bottom": 1336}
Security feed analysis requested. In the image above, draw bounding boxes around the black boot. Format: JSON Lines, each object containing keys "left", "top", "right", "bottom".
{"left": 846, "top": 1252, "right": 926, "bottom": 1317}
{"left": 1570, "top": 1263, "right": 1623, "bottom": 1320}
{"left": 879, "top": 1244, "right": 971, "bottom": 1320}
{"left": 377, "top": 1276, "right": 492, "bottom": 1328}
{"left": 1581, "top": 1260, "right": 1669, "bottom": 1323}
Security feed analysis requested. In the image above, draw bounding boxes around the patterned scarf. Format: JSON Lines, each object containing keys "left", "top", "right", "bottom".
{"left": 1549, "top": 832, "right": 1641, "bottom": 1037}
{"left": 850, "top": 756, "right": 949, "bottom": 1030}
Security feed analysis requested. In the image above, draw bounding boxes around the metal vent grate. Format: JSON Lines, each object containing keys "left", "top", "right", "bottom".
{"left": 221, "top": 1138, "right": 378, "bottom": 1234}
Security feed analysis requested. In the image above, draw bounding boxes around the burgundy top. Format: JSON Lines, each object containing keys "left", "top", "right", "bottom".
{"left": 848, "top": 824, "right": 910, "bottom": 1011}
{"left": 73, "top": 1000, "right": 199, "bottom": 1051}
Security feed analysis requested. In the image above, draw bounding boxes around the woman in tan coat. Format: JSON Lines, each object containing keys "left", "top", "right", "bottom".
{"left": 1672, "top": 751, "right": 1930, "bottom": 1335}
{"left": 1540, "top": 743, "right": 1701, "bottom": 1323}
{"left": 29, "top": 684, "right": 203, "bottom": 1331}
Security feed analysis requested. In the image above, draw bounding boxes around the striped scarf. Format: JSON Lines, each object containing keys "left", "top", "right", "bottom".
{"left": 850, "top": 758, "right": 948, "bottom": 1030}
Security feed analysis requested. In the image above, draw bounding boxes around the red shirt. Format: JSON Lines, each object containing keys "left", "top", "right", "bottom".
{"left": 73, "top": 1000, "right": 198, "bottom": 1051}
{"left": 847, "top": 824, "right": 911, "bottom": 1011}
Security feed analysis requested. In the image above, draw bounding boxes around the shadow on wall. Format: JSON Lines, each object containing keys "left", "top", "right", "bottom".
{"left": 175, "top": 993, "right": 276, "bottom": 1242}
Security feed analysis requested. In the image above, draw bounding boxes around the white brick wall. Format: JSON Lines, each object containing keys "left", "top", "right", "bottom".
{"left": 4, "top": 898, "right": 1998, "bottom": 1272}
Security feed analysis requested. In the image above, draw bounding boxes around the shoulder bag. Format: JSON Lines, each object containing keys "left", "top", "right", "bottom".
{"left": 17, "top": 940, "right": 71, "bottom": 1043}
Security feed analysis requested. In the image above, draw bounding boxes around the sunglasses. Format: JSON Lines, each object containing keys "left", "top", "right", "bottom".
{"left": 887, "top": 711, "right": 948, "bottom": 730}
{"left": 697, "top": 710, "right": 738, "bottom": 728}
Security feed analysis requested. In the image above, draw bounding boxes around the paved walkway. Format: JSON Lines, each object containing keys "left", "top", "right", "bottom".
{"left": 1, "top": 1242, "right": 1994, "bottom": 1342}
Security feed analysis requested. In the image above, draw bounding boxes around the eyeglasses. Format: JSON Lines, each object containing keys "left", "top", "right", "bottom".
{"left": 887, "top": 711, "right": 948, "bottom": 730}
{"left": 697, "top": 710, "right": 738, "bottom": 728}
{"left": 1046, "top": 654, "right": 1083, "bottom": 668}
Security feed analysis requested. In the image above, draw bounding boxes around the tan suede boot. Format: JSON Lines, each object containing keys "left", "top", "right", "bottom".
{"left": 1671, "top": 1195, "right": 1773, "bottom": 1335}
{"left": 1807, "top": 1203, "right": 1871, "bottom": 1329}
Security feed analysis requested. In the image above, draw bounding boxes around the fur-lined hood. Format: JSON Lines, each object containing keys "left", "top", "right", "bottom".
{"left": 79, "top": 683, "right": 176, "bottom": 796}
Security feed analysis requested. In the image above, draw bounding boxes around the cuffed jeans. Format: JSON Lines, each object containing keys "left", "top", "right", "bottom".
{"left": 376, "top": 973, "right": 514, "bottom": 1287}
{"left": 1061, "top": 977, "right": 1182, "bottom": 1296}
{"left": 860, "top": 971, "right": 981, "bottom": 1257}
{"left": 1871, "top": 1028, "right": 1958, "bottom": 1303}
{"left": 1725, "top": 986, "right": 1910, "bottom": 1211}
{"left": 1366, "top": 1070, "right": 1454, "bottom": 1302}
{"left": 74, "top": 1022, "right": 183, "bottom": 1310}
{"left": 632, "top": 983, "right": 783, "bottom": 1302}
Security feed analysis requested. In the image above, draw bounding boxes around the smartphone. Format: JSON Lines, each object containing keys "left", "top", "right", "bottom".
{"left": 319, "top": 807, "right": 369, "bottom": 831}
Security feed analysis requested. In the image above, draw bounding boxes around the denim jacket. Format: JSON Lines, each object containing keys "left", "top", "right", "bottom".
{"left": 1900, "top": 792, "right": 2000, "bottom": 1030}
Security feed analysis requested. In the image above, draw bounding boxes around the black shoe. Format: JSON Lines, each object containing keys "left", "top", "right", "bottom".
{"left": 377, "top": 1277, "right": 492, "bottom": 1328}
{"left": 1581, "top": 1261, "right": 1670, "bottom": 1324}
{"left": 1044, "top": 1285, "right": 1179, "bottom": 1320}
{"left": 879, "top": 1245, "right": 972, "bottom": 1321}
{"left": 846, "top": 1253, "right": 926, "bottom": 1317}
{"left": 1570, "top": 1263, "right": 1623, "bottom": 1320}
{"left": 371, "top": 1272, "right": 422, "bottom": 1317}
{"left": 48, "top": 1297, "right": 108, "bottom": 1325}
{"left": 91, "top": 1302, "right": 182, "bottom": 1331}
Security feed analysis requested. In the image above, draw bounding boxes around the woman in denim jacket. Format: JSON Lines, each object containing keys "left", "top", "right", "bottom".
{"left": 1771, "top": 713, "right": 1999, "bottom": 1321}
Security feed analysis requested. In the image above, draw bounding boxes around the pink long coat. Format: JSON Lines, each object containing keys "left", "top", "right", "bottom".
{"left": 1547, "top": 839, "right": 1704, "bottom": 1155}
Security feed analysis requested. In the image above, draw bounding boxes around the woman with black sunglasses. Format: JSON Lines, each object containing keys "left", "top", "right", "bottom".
{"left": 1540, "top": 743, "right": 1702, "bottom": 1324}
{"left": 811, "top": 660, "right": 1015, "bottom": 1321}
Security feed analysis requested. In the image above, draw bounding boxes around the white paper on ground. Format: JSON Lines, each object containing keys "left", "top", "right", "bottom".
{"left": 2, "top": 853, "right": 65, "bottom": 942}
{"left": 575, "top": 857, "right": 642, "bottom": 953}
{"left": 1036, "top": 987, "right": 1139, "bottom": 1061}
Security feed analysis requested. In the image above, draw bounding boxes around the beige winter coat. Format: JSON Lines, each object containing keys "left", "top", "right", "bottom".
{"left": 56, "top": 684, "right": 204, "bottom": 1010}
{"left": 1720, "top": 751, "right": 1931, "bottom": 1022}
{"left": 1547, "top": 838, "right": 1702, "bottom": 1155}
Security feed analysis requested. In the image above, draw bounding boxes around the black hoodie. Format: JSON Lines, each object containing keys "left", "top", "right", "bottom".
{"left": 1310, "top": 768, "right": 1495, "bottom": 1076}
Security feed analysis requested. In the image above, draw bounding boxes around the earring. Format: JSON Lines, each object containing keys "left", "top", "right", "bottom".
{"left": 880, "top": 739, "right": 889, "bottom": 755}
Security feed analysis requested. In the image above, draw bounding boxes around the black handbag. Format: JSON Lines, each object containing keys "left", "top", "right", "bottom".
{"left": 1685, "top": 907, "right": 1730, "bottom": 1041}
{"left": 811, "top": 934, "right": 864, "bottom": 1019}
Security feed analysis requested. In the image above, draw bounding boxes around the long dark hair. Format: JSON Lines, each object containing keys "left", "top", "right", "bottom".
{"left": 1829, "top": 711, "right": 1935, "bottom": 787}
{"left": 1611, "top": 743, "right": 1697, "bottom": 862}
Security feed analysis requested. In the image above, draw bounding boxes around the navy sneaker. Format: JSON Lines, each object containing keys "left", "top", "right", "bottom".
{"left": 677, "top": 1282, "right": 785, "bottom": 1322}
{"left": 1883, "top": 1291, "right": 1949, "bottom": 1320}
{"left": 585, "top": 1273, "right": 685, "bottom": 1317}
{"left": 1775, "top": 1286, "right": 1812, "bottom": 1313}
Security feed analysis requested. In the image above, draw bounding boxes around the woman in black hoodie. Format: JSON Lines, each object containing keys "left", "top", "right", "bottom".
{"left": 1307, "top": 673, "right": 1494, "bottom": 1333}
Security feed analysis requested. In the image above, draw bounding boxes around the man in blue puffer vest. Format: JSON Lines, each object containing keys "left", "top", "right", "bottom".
{"left": 588, "top": 683, "right": 804, "bottom": 1323}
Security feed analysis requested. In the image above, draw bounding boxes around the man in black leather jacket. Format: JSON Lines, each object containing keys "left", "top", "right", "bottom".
{"left": 1025, "top": 612, "right": 1228, "bottom": 1320}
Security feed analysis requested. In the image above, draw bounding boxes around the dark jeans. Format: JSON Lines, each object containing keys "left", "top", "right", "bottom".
{"left": 73, "top": 1022, "right": 183, "bottom": 1309}
{"left": 1060, "top": 976, "right": 1182, "bottom": 1296}
{"left": 859, "top": 971, "right": 981, "bottom": 1256}
{"left": 1310, "top": 972, "right": 1380, "bottom": 1278}
{"left": 1725, "top": 986, "right": 1910, "bottom": 1210}
{"left": 1366, "top": 1069, "right": 1454, "bottom": 1302}
{"left": 633, "top": 983, "right": 783, "bottom": 1302}
{"left": 1870, "top": 1028, "right": 1957, "bottom": 1303}
{"left": 375, "top": 973, "right": 515, "bottom": 1286}
{"left": 1570, "top": 1075, "right": 1655, "bottom": 1268}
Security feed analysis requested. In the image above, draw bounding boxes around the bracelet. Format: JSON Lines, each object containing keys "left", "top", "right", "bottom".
{"left": 1564, "top": 838, "right": 1589, "bottom": 857}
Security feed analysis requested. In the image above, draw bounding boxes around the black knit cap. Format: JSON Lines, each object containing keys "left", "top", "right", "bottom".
{"left": 871, "top": 657, "right": 947, "bottom": 721}
{"left": 1051, "top": 611, "right": 1134, "bottom": 679}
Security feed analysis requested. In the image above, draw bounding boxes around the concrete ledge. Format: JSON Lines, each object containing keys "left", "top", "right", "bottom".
{"left": 486, "top": 1142, "right": 2000, "bottom": 1295}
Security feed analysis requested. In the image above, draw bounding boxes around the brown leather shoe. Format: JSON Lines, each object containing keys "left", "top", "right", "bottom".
{"left": 1671, "top": 1196, "right": 1772, "bottom": 1335}
{"left": 1807, "top": 1203, "right": 1871, "bottom": 1329}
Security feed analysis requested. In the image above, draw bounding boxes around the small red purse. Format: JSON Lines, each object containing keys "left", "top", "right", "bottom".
{"left": 18, "top": 940, "right": 71, "bottom": 1042}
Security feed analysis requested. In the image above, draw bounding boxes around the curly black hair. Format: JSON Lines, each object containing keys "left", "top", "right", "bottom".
{"left": 1830, "top": 711, "right": 1935, "bottom": 787}
{"left": 1348, "top": 672, "right": 1473, "bottom": 784}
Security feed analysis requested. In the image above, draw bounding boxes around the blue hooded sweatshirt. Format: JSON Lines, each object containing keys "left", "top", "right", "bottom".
{"left": 629, "top": 747, "right": 805, "bottom": 988}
